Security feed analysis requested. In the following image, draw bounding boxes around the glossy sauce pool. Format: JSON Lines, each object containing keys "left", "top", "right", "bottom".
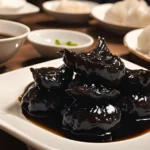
{"left": 19, "top": 83, "right": 150, "bottom": 143}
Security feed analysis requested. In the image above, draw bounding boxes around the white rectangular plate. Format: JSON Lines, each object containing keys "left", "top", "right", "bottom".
{"left": 0, "top": 58, "right": 149, "bottom": 150}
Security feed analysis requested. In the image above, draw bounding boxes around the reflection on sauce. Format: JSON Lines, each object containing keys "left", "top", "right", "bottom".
{"left": 19, "top": 83, "right": 150, "bottom": 143}
{"left": 0, "top": 33, "right": 14, "bottom": 39}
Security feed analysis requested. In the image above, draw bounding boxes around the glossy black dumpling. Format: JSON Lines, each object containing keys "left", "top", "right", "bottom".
{"left": 62, "top": 101, "right": 121, "bottom": 134}
{"left": 122, "top": 68, "right": 150, "bottom": 92}
{"left": 119, "top": 92, "right": 150, "bottom": 121}
{"left": 59, "top": 37, "right": 125, "bottom": 87}
{"left": 21, "top": 83, "right": 66, "bottom": 117}
{"left": 68, "top": 74, "right": 87, "bottom": 89}
{"left": 66, "top": 84, "right": 120, "bottom": 103}
{"left": 30, "top": 65, "right": 73, "bottom": 90}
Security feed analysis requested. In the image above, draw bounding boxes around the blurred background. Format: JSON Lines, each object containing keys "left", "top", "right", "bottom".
{"left": 27, "top": 0, "right": 150, "bottom": 7}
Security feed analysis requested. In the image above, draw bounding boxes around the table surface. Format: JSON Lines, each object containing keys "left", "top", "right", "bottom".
{"left": 0, "top": 13, "right": 149, "bottom": 150}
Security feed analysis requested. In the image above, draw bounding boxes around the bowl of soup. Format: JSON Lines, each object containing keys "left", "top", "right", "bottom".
{"left": 0, "top": 19, "right": 30, "bottom": 64}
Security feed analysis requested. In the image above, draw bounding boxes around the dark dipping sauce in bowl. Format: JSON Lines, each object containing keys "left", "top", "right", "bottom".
{"left": 0, "top": 33, "right": 14, "bottom": 39}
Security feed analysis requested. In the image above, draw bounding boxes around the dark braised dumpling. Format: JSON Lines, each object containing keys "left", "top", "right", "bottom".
{"left": 62, "top": 101, "right": 121, "bottom": 133}
{"left": 20, "top": 36, "right": 150, "bottom": 143}
{"left": 66, "top": 84, "right": 120, "bottom": 102}
{"left": 122, "top": 68, "right": 150, "bottom": 92}
{"left": 30, "top": 65, "right": 73, "bottom": 90}
{"left": 21, "top": 83, "right": 66, "bottom": 117}
{"left": 68, "top": 74, "right": 87, "bottom": 88}
{"left": 59, "top": 37, "right": 125, "bottom": 87}
{"left": 119, "top": 92, "right": 150, "bottom": 121}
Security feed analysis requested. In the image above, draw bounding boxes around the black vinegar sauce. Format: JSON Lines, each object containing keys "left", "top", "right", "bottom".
{"left": 19, "top": 83, "right": 150, "bottom": 143}
{"left": 0, "top": 33, "right": 14, "bottom": 39}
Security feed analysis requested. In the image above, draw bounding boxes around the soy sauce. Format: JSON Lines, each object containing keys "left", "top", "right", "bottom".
{"left": 0, "top": 33, "right": 14, "bottom": 39}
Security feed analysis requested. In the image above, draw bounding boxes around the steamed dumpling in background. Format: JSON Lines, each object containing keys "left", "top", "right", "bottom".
{"left": 104, "top": 0, "right": 140, "bottom": 25}
{"left": 124, "top": 0, "right": 149, "bottom": 27}
{"left": 104, "top": 1, "right": 128, "bottom": 25}
{"left": 141, "top": 11, "right": 150, "bottom": 27}
{"left": 54, "top": 0, "right": 90, "bottom": 13}
{"left": 104, "top": 0, "right": 150, "bottom": 27}
{"left": 138, "top": 26, "right": 150, "bottom": 56}
{"left": 0, "top": 0, "right": 26, "bottom": 12}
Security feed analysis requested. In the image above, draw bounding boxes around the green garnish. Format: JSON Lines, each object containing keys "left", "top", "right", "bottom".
{"left": 66, "top": 41, "right": 78, "bottom": 46}
{"left": 55, "top": 39, "right": 78, "bottom": 46}
{"left": 55, "top": 39, "right": 61, "bottom": 45}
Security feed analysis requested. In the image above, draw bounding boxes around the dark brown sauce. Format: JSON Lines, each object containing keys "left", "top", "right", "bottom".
{"left": 22, "top": 109, "right": 150, "bottom": 142}
{"left": 0, "top": 33, "right": 14, "bottom": 39}
{"left": 19, "top": 83, "right": 150, "bottom": 143}
{"left": 19, "top": 82, "right": 34, "bottom": 102}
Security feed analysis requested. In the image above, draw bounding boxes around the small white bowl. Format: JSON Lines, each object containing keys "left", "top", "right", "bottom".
{"left": 0, "top": 19, "right": 30, "bottom": 64}
{"left": 28, "top": 29, "right": 94, "bottom": 58}
{"left": 43, "top": 0, "right": 98, "bottom": 24}
{"left": 124, "top": 29, "right": 150, "bottom": 62}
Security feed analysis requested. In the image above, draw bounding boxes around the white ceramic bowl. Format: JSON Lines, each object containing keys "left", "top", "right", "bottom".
{"left": 28, "top": 29, "right": 94, "bottom": 58}
{"left": 124, "top": 29, "right": 150, "bottom": 62}
{"left": 43, "top": 0, "right": 98, "bottom": 24}
{"left": 0, "top": 19, "right": 30, "bottom": 64}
